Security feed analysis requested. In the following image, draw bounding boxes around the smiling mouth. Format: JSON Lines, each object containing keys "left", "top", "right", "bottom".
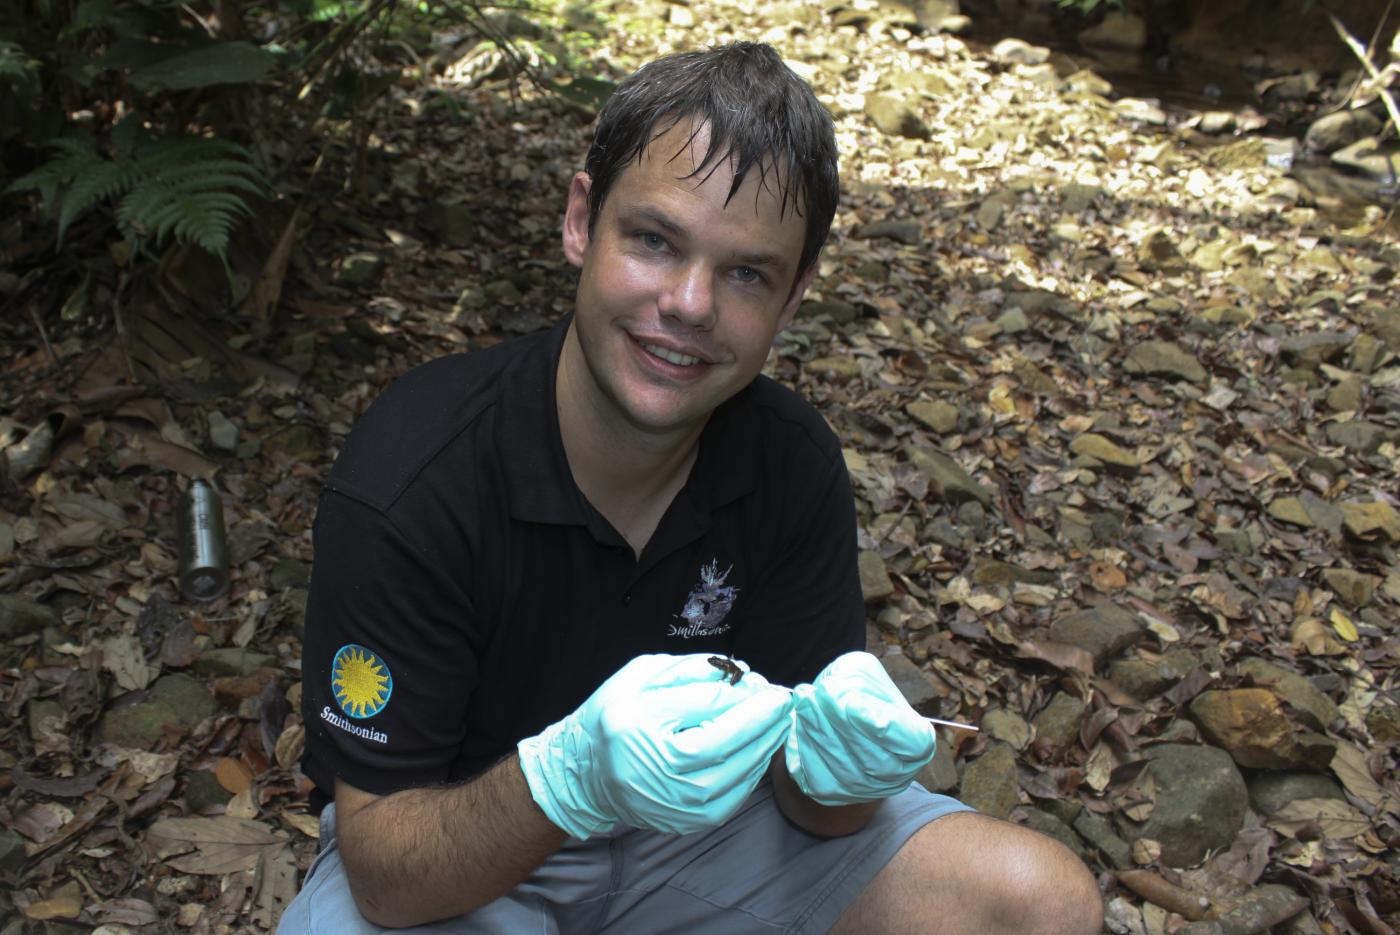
{"left": 641, "top": 342, "right": 704, "bottom": 367}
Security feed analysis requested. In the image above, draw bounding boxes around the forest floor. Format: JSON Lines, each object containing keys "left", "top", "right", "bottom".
{"left": 1, "top": 1, "right": 1398, "bottom": 933}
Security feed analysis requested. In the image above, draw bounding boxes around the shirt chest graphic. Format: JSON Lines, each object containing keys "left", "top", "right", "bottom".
{"left": 667, "top": 558, "right": 739, "bottom": 639}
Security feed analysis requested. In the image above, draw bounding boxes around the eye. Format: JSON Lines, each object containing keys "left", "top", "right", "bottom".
{"left": 732, "top": 266, "right": 765, "bottom": 286}
{"left": 639, "top": 232, "right": 668, "bottom": 251}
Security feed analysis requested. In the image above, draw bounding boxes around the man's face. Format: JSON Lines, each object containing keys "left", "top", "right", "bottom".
{"left": 559, "top": 119, "right": 814, "bottom": 439}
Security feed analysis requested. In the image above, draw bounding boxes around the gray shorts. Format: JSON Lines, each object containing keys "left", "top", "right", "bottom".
{"left": 277, "top": 780, "right": 971, "bottom": 934}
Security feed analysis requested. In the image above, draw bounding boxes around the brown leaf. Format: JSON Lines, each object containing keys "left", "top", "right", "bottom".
{"left": 215, "top": 756, "right": 254, "bottom": 795}
{"left": 145, "top": 816, "right": 284, "bottom": 875}
{"left": 1089, "top": 559, "right": 1127, "bottom": 592}
{"left": 1014, "top": 638, "right": 1096, "bottom": 674}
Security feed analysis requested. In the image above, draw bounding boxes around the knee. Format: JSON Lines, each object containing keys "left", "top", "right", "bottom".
{"left": 960, "top": 815, "right": 1104, "bottom": 935}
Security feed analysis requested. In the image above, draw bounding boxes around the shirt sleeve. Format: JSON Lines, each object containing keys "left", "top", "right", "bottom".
{"left": 729, "top": 451, "right": 866, "bottom": 687}
{"left": 300, "top": 489, "right": 481, "bottom": 797}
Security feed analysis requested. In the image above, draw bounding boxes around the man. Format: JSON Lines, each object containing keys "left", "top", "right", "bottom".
{"left": 280, "top": 42, "right": 1103, "bottom": 934}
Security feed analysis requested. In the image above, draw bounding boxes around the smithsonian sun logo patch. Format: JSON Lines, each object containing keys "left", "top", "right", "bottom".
{"left": 332, "top": 644, "right": 393, "bottom": 719}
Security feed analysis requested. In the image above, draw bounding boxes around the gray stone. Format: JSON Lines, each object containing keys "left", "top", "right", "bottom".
{"left": 193, "top": 647, "right": 276, "bottom": 677}
{"left": 889, "top": 68, "right": 954, "bottom": 98}
{"left": 880, "top": 653, "right": 942, "bottom": 710}
{"left": 1070, "top": 433, "right": 1141, "bottom": 472}
{"left": 1123, "top": 340, "right": 1207, "bottom": 383}
{"left": 1331, "top": 136, "right": 1400, "bottom": 186}
{"left": 418, "top": 202, "right": 477, "bottom": 247}
{"left": 269, "top": 558, "right": 311, "bottom": 591}
{"left": 1061, "top": 183, "right": 1103, "bottom": 214}
{"left": 958, "top": 742, "right": 1020, "bottom": 818}
{"left": 0, "top": 827, "right": 24, "bottom": 875}
{"left": 1198, "top": 112, "right": 1236, "bottom": 134}
{"left": 1116, "top": 98, "right": 1167, "bottom": 126}
{"left": 1031, "top": 693, "right": 1087, "bottom": 754}
{"left": 908, "top": 447, "right": 991, "bottom": 506}
{"left": 1320, "top": 567, "right": 1378, "bottom": 607}
{"left": 916, "top": 730, "right": 959, "bottom": 792}
{"left": 261, "top": 424, "right": 323, "bottom": 462}
{"left": 1116, "top": 744, "right": 1247, "bottom": 867}
{"left": 0, "top": 595, "right": 58, "bottom": 639}
{"left": 333, "top": 252, "right": 384, "bottom": 288}
{"left": 995, "top": 306, "right": 1030, "bottom": 334}
{"left": 1021, "top": 808, "right": 1088, "bottom": 857}
{"left": 28, "top": 698, "right": 64, "bottom": 743}
{"left": 970, "top": 559, "right": 1056, "bottom": 587}
{"left": 1074, "top": 810, "right": 1133, "bottom": 869}
{"left": 983, "top": 708, "right": 1032, "bottom": 749}
{"left": 1234, "top": 658, "right": 1339, "bottom": 731}
{"left": 1280, "top": 330, "right": 1355, "bottom": 367}
{"left": 183, "top": 768, "right": 234, "bottom": 812}
{"left": 1109, "top": 650, "right": 1200, "bottom": 701}
{"left": 485, "top": 278, "right": 524, "bottom": 306}
{"left": 859, "top": 550, "right": 895, "bottom": 603}
{"left": 800, "top": 298, "right": 859, "bottom": 324}
{"left": 1325, "top": 377, "right": 1365, "bottom": 412}
{"left": 1048, "top": 604, "right": 1145, "bottom": 666}
{"left": 1374, "top": 306, "right": 1400, "bottom": 349}
{"left": 907, "top": 400, "right": 960, "bottom": 434}
{"left": 1325, "top": 421, "right": 1388, "bottom": 455}
{"left": 207, "top": 411, "right": 239, "bottom": 452}
{"left": 991, "top": 38, "right": 1049, "bottom": 65}
{"left": 1079, "top": 11, "right": 1147, "bottom": 51}
{"left": 1063, "top": 70, "right": 1113, "bottom": 96}
{"left": 94, "top": 674, "right": 218, "bottom": 748}
{"left": 864, "top": 94, "right": 932, "bottom": 140}
{"left": 857, "top": 219, "right": 921, "bottom": 245}
{"left": 1248, "top": 771, "right": 1346, "bottom": 817}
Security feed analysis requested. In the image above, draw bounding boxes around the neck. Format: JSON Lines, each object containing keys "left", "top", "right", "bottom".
{"left": 556, "top": 327, "right": 705, "bottom": 555}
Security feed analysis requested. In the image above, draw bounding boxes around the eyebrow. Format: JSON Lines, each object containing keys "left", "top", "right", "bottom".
{"left": 615, "top": 203, "right": 793, "bottom": 277}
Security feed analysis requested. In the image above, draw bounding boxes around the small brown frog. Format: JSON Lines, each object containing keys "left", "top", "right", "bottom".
{"left": 708, "top": 655, "right": 744, "bottom": 685}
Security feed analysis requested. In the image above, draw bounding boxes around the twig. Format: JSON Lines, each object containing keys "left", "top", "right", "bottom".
{"left": 1329, "top": 13, "right": 1400, "bottom": 137}
{"left": 28, "top": 303, "right": 58, "bottom": 367}
{"left": 1117, "top": 869, "right": 1211, "bottom": 921}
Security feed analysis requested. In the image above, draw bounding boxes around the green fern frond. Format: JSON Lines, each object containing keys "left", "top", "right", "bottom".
{"left": 57, "top": 157, "right": 143, "bottom": 243}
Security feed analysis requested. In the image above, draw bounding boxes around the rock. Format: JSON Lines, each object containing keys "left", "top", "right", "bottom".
{"left": 1031, "top": 693, "right": 1086, "bottom": 754}
{"left": 1325, "top": 377, "right": 1365, "bottom": 412}
{"left": 1048, "top": 604, "right": 1144, "bottom": 666}
{"left": 0, "top": 595, "right": 58, "bottom": 639}
{"left": 29, "top": 698, "right": 63, "bottom": 742}
{"left": 193, "top": 647, "right": 277, "bottom": 677}
{"left": 285, "top": 587, "right": 309, "bottom": 640}
{"left": 1375, "top": 306, "right": 1400, "bottom": 349}
{"left": 1248, "top": 771, "right": 1346, "bottom": 817}
{"left": 879, "top": 653, "right": 942, "bottom": 710}
{"left": 1326, "top": 421, "right": 1388, "bottom": 454}
{"left": 858, "top": 550, "right": 895, "bottom": 603}
{"left": 94, "top": 674, "right": 218, "bottom": 748}
{"left": 1061, "top": 182, "right": 1103, "bottom": 214}
{"left": 1069, "top": 434, "right": 1141, "bottom": 472}
{"left": 207, "top": 411, "right": 239, "bottom": 452}
{"left": 270, "top": 558, "right": 311, "bottom": 591}
{"left": 1063, "top": 69, "right": 1113, "bottom": 96}
{"left": 857, "top": 219, "right": 921, "bottom": 245}
{"left": 1108, "top": 650, "right": 1199, "bottom": 701}
{"left": 938, "top": 14, "right": 972, "bottom": 34}
{"left": 1123, "top": 340, "right": 1207, "bottom": 383}
{"left": 991, "top": 38, "right": 1049, "bottom": 65}
{"left": 916, "top": 730, "right": 959, "bottom": 792}
{"left": 1189, "top": 689, "right": 1336, "bottom": 770}
{"left": 800, "top": 298, "right": 858, "bottom": 324}
{"left": 183, "top": 768, "right": 234, "bottom": 812}
{"left": 1137, "top": 230, "right": 1185, "bottom": 271}
{"left": 995, "top": 307, "right": 1030, "bottom": 334}
{"left": 1180, "top": 885, "right": 1308, "bottom": 935}
{"left": 971, "top": 558, "right": 1055, "bottom": 587}
{"left": 1331, "top": 136, "right": 1400, "bottom": 186}
{"left": 889, "top": 69, "right": 954, "bottom": 97}
{"left": 485, "top": 279, "right": 523, "bottom": 306}
{"left": 983, "top": 708, "right": 1032, "bottom": 750}
{"left": 261, "top": 424, "right": 323, "bottom": 463}
{"left": 1116, "top": 98, "right": 1167, "bottom": 126}
{"left": 333, "top": 252, "right": 384, "bottom": 288}
{"left": 1369, "top": 702, "right": 1400, "bottom": 742}
{"left": 0, "top": 827, "right": 24, "bottom": 875}
{"left": 907, "top": 400, "right": 959, "bottom": 434}
{"left": 908, "top": 447, "right": 991, "bottom": 506}
{"left": 959, "top": 742, "right": 1020, "bottom": 818}
{"left": 975, "top": 197, "right": 1007, "bottom": 231}
{"left": 1073, "top": 810, "right": 1133, "bottom": 869}
{"left": 1234, "top": 658, "right": 1339, "bottom": 731}
{"left": 1079, "top": 11, "right": 1147, "bottom": 51}
{"left": 1021, "top": 808, "right": 1087, "bottom": 857}
{"left": 1117, "top": 744, "right": 1247, "bottom": 867}
{"left": 1341, "top": 501, "right": 1400, "bottom": 542}
{"left": 805, "top": 357, "right": 862, "bottom": 381}
{"left": 1198, "top": 112, "right": 1235, "bottom": 134}
{"left": 418, "top": 202, "right": 477, "bottom": 247}
{"left": 1280, "top": 331, "right": 1354, "bottom": 367}
{"left": 667, "top": 3, "right": 693, "bottom": 26}
{"left": 864, "top": 94, "right": 932, "bottom": 140}
{"left": 1320, "top": 567, "right": 1378, "bottom": 607}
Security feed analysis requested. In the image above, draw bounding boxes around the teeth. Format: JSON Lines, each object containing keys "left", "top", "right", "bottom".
{"left": 644, "top": 343, "right": 701, "bottom": 366}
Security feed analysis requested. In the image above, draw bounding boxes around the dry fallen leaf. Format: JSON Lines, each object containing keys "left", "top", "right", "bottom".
{"left": 145, "top": 816, "right": 285, "bottom": 875}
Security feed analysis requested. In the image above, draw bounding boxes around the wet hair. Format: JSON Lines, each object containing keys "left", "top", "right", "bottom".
{"left": 583, "top": 42, "right": 840, "bottom": 281}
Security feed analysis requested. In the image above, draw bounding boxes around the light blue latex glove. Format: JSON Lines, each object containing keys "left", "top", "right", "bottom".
{"left": 518, "top": 653, "right": 794, "bottom": 839}
{"left": 784, "top": 651, "right": 937, "bottom": 805}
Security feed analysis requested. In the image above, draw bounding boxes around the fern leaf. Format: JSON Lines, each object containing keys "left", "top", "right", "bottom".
{"left": 57, "top": 157, "right": 142, "bottom": 243}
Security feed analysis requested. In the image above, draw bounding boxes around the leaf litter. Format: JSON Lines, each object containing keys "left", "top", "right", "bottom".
{"left": 1, "top": 1, "right": 1399, "bottom": 932}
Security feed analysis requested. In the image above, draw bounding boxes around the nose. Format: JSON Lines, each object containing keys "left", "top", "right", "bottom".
{"left": 658, "top": 262, "right": 716, "bottom": 331}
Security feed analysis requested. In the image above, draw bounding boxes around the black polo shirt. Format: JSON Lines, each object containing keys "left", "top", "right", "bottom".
{"left": 300, "top": 314, "right": 864, "bottom": 800}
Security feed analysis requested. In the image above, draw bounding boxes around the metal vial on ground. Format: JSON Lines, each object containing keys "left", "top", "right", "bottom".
{"left": 177, "top": 478, "right": 230, "bottom": 601}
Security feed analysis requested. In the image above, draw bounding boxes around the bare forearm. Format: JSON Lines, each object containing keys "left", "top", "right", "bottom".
{"left": 768, "top": 754, "right": 879, "bottom": 838}
{"left": 337, "top": 755, "right": 568, "bottom": 928}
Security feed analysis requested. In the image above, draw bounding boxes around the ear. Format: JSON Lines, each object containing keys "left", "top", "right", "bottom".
{"left": 776, "top": 263, "right": 817, "bottom": 335}
{"left": 562, "top": 172, "right": 593, "bottom": 268}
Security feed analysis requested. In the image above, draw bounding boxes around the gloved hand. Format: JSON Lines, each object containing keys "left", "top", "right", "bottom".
{"left": 785, "top": 651, "right": 937, "bottom": 806}
{"left": 518, "top": 653, "right": 793, "bottom": 838}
